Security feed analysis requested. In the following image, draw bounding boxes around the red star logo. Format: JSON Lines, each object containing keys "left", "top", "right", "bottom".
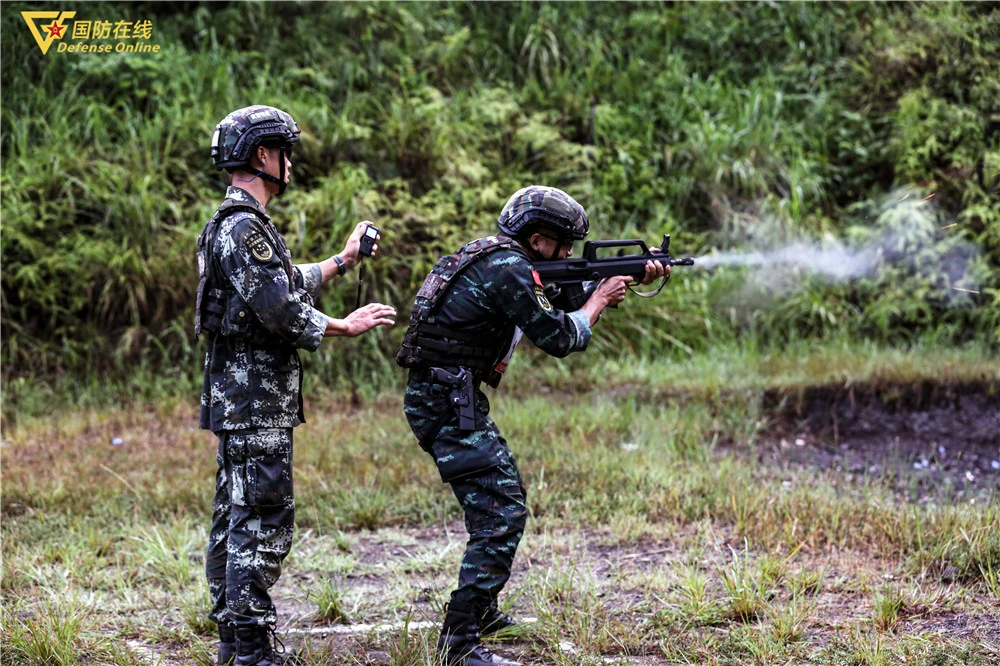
{"left": 45, "top": 21, "right": 65, "bottom": 39}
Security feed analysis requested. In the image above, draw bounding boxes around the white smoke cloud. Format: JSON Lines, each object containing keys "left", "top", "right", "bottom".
{"left": 691, "top": 189, "right": 985, "bottom": 304}
{"left": 696, "top": 240, "right": 879, "bottom": 281}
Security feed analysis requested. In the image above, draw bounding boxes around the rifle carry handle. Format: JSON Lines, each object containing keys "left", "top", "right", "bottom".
{"left": 582, "top": 238, "right": 648, "bottom": 262}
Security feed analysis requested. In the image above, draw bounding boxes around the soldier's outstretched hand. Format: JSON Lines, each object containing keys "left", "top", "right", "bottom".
{"left": 326, "top": 303, "right": 396, "bottom": 337}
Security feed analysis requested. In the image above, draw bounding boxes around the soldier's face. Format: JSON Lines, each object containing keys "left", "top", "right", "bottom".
{"left": 531, "top": 233, "right": 574, "bottom": 260}
{"left": 256, "top": 146, "right": 292, "bottom": 188}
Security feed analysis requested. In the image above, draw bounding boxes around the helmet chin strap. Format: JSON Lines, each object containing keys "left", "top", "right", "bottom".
{"left": 524, "top": 243, "right": 560, "bottom": 262}
{"left": 521, "top": 232, "right": 565, "bottom": 262}
{"left": 248, "top": 146, "right": 288, "bottom": 196}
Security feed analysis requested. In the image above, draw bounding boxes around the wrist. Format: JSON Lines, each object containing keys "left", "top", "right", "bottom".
{"left": 341, "top": 249, "right": 360, "bottom": 269}
{"left": 332, "top": 254, "right": 348, "bottom": 275}
{"left": 324, "top": 316, "right": 359, "bottom": 338}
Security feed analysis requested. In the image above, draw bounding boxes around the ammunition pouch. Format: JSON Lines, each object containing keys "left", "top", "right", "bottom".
{"left": 196, "top": 286, "right": 227, "bottom": 334}
{"left": 196, "top": 287, "right": 255, "bottom": 338}
{"left": 411, "top": 324, "right": 496, "bottom": 369}
{"left": 220, "top": 294, "right": 254, "bottom": 337}
{"left": 195, "top": 218, "right": 221, "bottom": 335}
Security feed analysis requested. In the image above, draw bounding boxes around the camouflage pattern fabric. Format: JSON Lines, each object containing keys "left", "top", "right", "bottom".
{"left": 403, "top": 239, "right": 592, "bottom": 481}
{"left": 402, "top": 235, "right": 593, "bottom": 607}
{"left": 449, "top": 452, "right": 528, "bottom": 604}
{"left": 199, "top": 186, "right": 327, "bottom": 431}
{"left": 497, "top": 185, "right": 589, "bottom": 240}
{"left": 396, "top": 236, "right": 518, "bottom": 378}
{"left": 405, "top": 378, "right": 528, "bottom": 601}
{"left": 431, "top": 240, "right": 591, "bottom": 355}
{"left": 404, "top": 371, "right": 500, "bottom": 481}
{"left": 211, "top": 105, "right": 300, "bottom": 171}
{"left": 206, "top": 427, "right": 295, "bottom": 628}
{"left": 403, "top": 239, "right": 592, "bottom": 376}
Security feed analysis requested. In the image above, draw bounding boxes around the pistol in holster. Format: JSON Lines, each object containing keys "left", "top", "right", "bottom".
{"left": 430, "top": 366, "right": 477, "bottom": 431}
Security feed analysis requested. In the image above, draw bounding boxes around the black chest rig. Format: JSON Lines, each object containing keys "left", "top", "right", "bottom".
{"left": 396, "top": 235, "right": 516, "bottom": 387}
{"left": 195, "top": 199, "right": 294, "bottom": 336}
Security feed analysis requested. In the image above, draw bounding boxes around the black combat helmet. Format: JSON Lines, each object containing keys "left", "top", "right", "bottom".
{"left": 210, "top": 105, "right": 300, "bottom": 194}
{"left": 497, "top": 185, "right": 590, "bottom": 241}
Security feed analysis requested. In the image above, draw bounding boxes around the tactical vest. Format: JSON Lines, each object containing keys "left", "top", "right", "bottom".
{"left": 195, "top": 200, "right": 294, "bottom": 336}
{"left": 396, "top": 235, "right": 517, "bottom": 384}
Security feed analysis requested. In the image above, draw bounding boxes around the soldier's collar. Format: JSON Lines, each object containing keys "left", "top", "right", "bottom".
{"left": 224, "top": 186, "right": 269, "bottom": 219}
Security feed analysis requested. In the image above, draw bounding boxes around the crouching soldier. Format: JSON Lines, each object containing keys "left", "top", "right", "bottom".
{"left": 396, "top": 186, "right": 666, "bottom": 665}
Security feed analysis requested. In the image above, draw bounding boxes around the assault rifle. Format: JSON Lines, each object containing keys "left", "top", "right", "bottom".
{"left": 534, "top": 234, "right": 694, "bottom": 310}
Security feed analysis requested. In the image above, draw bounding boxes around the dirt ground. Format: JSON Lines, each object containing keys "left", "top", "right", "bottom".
{"left": 259, "top": 380, "right": 1000, "bottom": 663}
{"left": 758, "top": 381, "right": 999, "bottom": 501}
{"left": 13, "top": 379, "right": 996, "bottom": 664}
{"left": 238, "top": 524, "right": 1000, "bottom": 665}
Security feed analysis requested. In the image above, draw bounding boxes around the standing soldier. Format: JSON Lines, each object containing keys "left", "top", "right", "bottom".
{"left": 197, "top": 105, "right": 395, "bottom": 666}
{"left": 396, "top": 186, "right": 666, "bottom": 665}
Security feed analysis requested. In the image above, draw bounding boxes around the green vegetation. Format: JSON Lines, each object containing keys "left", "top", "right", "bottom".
{"left": 2, "top": 2, "right": 998, "bottom": 403}
{"left": 2, "top": 3, "right": 998, "bottom": 664}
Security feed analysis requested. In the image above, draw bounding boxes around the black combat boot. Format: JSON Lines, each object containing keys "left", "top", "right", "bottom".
{"left": 479, "top": 603, "right": 518, "bottom": 636}
{"left": 438, "top": 600, "right": 522, "bottom": 666}
{"left": 233, "top": 627, "right": 295, "bottom": 666}
{"left": 217, "top": 623, "right": 236, "bottom": 665}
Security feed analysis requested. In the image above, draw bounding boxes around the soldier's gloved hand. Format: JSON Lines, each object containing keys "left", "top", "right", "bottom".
{"left": 340, "top": 221, "right": 381, "bottom": 268}
{"left": 327, "top": 302, "right": 396, "bottom": 337}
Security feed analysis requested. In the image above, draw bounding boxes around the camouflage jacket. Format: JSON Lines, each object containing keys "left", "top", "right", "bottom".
{"left": 401, "top": 238, "right": 592, "bottom": 482}
{"left": 412, "top": 237, "right": 592, "bottom": 373}
{"left": 199, "top": 187, "right": 328, "bottom": 432}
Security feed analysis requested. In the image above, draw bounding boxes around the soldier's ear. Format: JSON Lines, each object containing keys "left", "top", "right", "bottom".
{"left": 527, "top": 233, "right": 545, "bottom": 253}
{"left": 252, "top": 145, "right": 267, "bottom": 169}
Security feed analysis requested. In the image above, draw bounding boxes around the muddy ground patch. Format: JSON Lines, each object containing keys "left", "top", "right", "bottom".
{"left": 757, "top": 380, "right": 999, "bottom": 500}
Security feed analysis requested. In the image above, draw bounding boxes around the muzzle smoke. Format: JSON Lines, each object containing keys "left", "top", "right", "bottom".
{"left": 690, "top": 191, "right": 984, "bottom": 301}
{"left": 695, "top": 240, "right": 879, "bottom": 281}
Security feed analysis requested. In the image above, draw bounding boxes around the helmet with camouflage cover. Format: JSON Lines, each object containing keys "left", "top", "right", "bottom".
{"left": 497, "top": 185, "right": 589, "bottom": 241}
{"left": 211, "top": 105, "right": 300, "bottom": 194}
{"left": 211, "top": 105, "right": 300, "bottom": 170}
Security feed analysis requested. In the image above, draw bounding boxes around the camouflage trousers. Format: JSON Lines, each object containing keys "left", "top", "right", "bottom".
{"left": 449, "top": 457, "right": 529, "bottom": 604}
{"left": 404, "top": 372, "right": 529, "bottom": 603}
{"left": 206, "top": 428, "right": 295, "bottom": 629}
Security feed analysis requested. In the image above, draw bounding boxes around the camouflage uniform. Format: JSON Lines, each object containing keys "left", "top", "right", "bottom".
{"left": 401, "top": 237, "right": 592, "bottom": 607}
{"left": 201, "top": 185, "right": 328, "bottom": 631}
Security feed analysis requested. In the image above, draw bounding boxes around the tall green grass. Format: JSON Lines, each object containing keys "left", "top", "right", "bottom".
{"left": 2, "top": 2, "right": 998, "bottom": 398}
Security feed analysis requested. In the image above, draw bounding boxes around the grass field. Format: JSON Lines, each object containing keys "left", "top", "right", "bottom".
{"left": 2, "top": 343, "right": 998, "bottom": 665}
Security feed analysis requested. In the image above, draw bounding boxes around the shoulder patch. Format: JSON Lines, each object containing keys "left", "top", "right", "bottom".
{"left": 534, "top": 285, "right": 553, "bottom": 312}
{"left": 246, "top": 230, "right": 274, "bottom": 262}
{"left": 416, "top": 273, "right": 446, "bottom": 300}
